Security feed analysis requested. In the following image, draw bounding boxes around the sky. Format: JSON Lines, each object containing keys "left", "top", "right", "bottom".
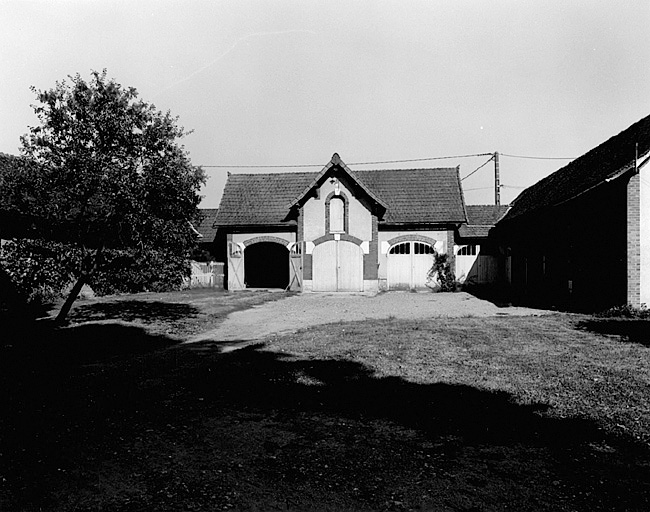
{"left": 2, "top": 0, "right": 649, "bottom": 208}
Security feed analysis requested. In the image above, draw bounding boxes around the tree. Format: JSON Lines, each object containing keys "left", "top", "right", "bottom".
{"left": 1, "top": 70, "right": 205, "bottom": 322}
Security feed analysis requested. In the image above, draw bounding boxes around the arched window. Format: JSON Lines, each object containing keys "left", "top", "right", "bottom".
{"left": 457, "top": 245, "right": 478, "bottom": 256}
{"left": 329, "top": 196, "right": 345, "bottom": 233}
{"left": 414, "top": 242, "right": 434, "bottom": 255}
{"left": 389, "top": 242, "right": 410, "bottom": 255}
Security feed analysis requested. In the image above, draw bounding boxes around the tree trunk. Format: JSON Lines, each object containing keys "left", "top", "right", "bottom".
{"left": 55, "top": 275, "right": 87, "bottom": 323}
{"left": 55, "top": 245, "right": 103, "bottom": 324}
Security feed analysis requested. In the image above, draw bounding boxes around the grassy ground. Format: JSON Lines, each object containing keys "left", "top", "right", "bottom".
{"left": 64, "top": 288, "right": 291, "bottom": 338}
{"left": 1, "top": 294, "right": 650, "bottom": 511}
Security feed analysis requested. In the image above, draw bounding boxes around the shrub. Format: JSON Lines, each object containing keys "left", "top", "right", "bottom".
{"left": 596, "top": 304, "right": 650, "bottom": 319}
{"left": 0, "top": 239, "right": 82, "bottom": 306}
{"left": 89, "top": 248, "right": 190, "bottom": 295}
{"left": 427, "top": 252, "right": 458, "bottom": 292}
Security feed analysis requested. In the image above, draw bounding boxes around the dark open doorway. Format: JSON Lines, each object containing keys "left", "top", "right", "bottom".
{"left": 244, "top": 242, "right": 290, "bottom": 289}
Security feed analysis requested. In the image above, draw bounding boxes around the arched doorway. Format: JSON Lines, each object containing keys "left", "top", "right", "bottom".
{"left": 244, "top": 242, "right": 289, "bottom": 289}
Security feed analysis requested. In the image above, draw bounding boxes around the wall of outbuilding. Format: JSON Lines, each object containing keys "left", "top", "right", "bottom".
{"left": 493, "top": 178, "right": 629, "bottom": 311}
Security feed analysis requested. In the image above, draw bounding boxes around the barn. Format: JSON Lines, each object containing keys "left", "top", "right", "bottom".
{"left": 213, "top": 153, "right": 476, "bottom": 292}
{"left": 492, "top": 113, "right": 650, "bottom": 311}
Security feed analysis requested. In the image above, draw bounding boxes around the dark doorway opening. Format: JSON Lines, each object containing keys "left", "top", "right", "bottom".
{"left": 244, "top": 242, "right": 290, "bottom": 289}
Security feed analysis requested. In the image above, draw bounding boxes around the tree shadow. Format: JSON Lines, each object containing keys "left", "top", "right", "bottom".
{"left": 577, "top": 318, "right": 650, "bottom": 347}
{"left": 1, "top": 326, "right": 650, "bottom": 511}
{"left": 68, "top": 300, "right": 200, "bottom": 324}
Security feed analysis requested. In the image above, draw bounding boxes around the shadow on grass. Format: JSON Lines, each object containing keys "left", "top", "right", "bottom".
{"left": 67, "top": 300, "right": 200, "bottom": 324}
{"left": 577, "top": 318, "right": 650, "bottom": 347}
{"left": 1, "top": 324, "right": 650, "bottom": 511}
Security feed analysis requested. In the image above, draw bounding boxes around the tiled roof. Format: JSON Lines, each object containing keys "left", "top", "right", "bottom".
{"left": 458, "top": 204, "right": 510, "bottom": 238}
{"left": 355, "top": 168, "right": 466, "bottom": 224}
{"left": 193, "top": 208, "right": 219, "bottom": 240}
{"left": 215, "top": 165, "right": 467, "bottom": 227}
{"left": 503, "top": 113, "right": 650, "bottom": 222}
{"left": 215, "top": 172, "right": 316, "bottom": 226}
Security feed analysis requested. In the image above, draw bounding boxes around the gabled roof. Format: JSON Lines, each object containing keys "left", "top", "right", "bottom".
{"left": 503, "top": 113, "right": 650, "bottom": 222}
{"left": 193, "top": 208, "right": 219, "bottom": 240}
{"left": 458, "top": 204, "right": 510, "bottom": 238}
{"left": 288, "top": 153, "right": 387, "bottom": 210}
{"left": 214, "top": 156, "right": 468, "bottom": 227}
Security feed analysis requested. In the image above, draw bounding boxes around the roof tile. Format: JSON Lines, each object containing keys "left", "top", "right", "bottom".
{"left": 194, "top": 208, "right": 219, "bottom": 240}
{"left": 503, "top": 113, "right": 650, "bottom": 222}
{"left": 215, "top": 166, "right": 467, "bottom": 227}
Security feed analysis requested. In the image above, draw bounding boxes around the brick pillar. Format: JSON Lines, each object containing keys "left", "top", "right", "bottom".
{"left": 446, "top": 229, "right": 456, "bottom": 271}
{"left": 627, "top": 172, "right": 641, "bottom": 306}
{"left": 363, "top": 214, "right": 379, "bottom": 280}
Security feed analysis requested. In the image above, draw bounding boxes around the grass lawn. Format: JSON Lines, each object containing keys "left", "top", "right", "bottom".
{"left": 1, "top": 294, "right": 650, "bottom": 511}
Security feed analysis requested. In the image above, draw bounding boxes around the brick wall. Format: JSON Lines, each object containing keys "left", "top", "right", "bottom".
{"left": 627, "top": 172, "right": 641, "bottom": 306}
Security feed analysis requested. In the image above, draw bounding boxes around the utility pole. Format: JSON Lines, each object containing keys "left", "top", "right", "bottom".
{"left": 494, "top": 151, "right": 501, "bottom": 205}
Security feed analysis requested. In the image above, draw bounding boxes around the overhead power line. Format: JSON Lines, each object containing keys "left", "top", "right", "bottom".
{"left": 463, "top": 186, "right": 493, "bottom": 192}
{"left": 199, "top": 152, "right": 493, "bottom": 169}
{"left": 500, "top": 152, "right": 575, "bottom": 160}
{"left": 198, "top": 151, "right": 575, "bottom": 169}
{"left": 460, "top": 156, "right": 494, "bottom": 181}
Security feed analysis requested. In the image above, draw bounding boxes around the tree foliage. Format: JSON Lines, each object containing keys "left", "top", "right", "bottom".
{"left": 1, "top": 70, "right": 205, "bottom": 320}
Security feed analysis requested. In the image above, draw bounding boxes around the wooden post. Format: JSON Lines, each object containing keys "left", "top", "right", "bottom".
{"left": 494, "top": 151, "right": 501, "bottom": 205}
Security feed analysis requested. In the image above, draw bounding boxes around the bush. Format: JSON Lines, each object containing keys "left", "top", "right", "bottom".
{"left": 1, "top": 240, "right": 191, "bottom": 302}
{"left": 596, "top": 304, "right": 650, "bottom": 319}
{"left": 89, "top": 248, "right": 190, "bottom": 295}
{"left": 0, "top": 239, "right": 82, "bottom": 306}
{"left": 427, "top": 252, "right": 459, "bottom": 292}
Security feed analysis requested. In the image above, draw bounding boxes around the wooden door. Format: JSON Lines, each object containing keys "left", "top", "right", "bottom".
{"left": 387, "top": 242, "right": 435, "bottom": 289}
{"left": 312, "top": 240, "right": 363, "bottom": 291}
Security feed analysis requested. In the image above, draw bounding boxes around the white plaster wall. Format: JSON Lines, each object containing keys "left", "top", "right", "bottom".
{"left": 302, "top": 180, "right": 372, "bottom": 242}
{"left": 640, "top": 158, "right": 650, "bottom": 305}
{"left": 302, "top": 194, "right": 326, "bottom": 241}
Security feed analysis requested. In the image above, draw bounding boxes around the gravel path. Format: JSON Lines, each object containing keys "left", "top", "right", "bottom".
{"left": 188, "top": 291, "right": 548, "bottom": 344}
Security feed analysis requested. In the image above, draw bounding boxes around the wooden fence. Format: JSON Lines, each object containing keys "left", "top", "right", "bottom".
{"left": 183, "top": 261, "right": 224, "bottom": 289}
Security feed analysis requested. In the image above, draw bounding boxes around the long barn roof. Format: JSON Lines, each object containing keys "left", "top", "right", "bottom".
{"left": 503, "top": 113, "right": 650, "bottom": 222}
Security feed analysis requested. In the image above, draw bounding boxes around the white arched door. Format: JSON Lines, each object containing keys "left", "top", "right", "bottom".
{"left": 312, "top": 240, "right": 363, "bottom": 291}
{"left": 387, "top": 241, "right": 435, "bottom": 290}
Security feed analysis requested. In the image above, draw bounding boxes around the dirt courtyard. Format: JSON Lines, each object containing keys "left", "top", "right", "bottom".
{"left": 189, "top": 291, "right": 548, "bottom": 343}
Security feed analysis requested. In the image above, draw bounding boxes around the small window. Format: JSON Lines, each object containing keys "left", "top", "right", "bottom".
{"left": 389, "top": 242, "right": 410, "bottom": 255}
{"left": 414, "top": 243, "right": 434, "bottom": 255}
{"left": 329, "top": 197, "right": 345, "bottom": 233}
{"left": 457, "top": 245, "right": 478, "bottom": 256}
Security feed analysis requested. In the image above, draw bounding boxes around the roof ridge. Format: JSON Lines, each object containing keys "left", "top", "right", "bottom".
{"left": 505, "top": 112, "right": 650, "bottom": 220}
{"left": 355, "top": 167, "right": 459, "bottom": 172}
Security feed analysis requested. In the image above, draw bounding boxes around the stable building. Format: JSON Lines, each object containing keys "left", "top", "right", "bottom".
{"left": 493, "top": 113, "right": 650, "bottom": 311}
{"left": 213, "top": 153, "right": 470, "bottom": 292}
